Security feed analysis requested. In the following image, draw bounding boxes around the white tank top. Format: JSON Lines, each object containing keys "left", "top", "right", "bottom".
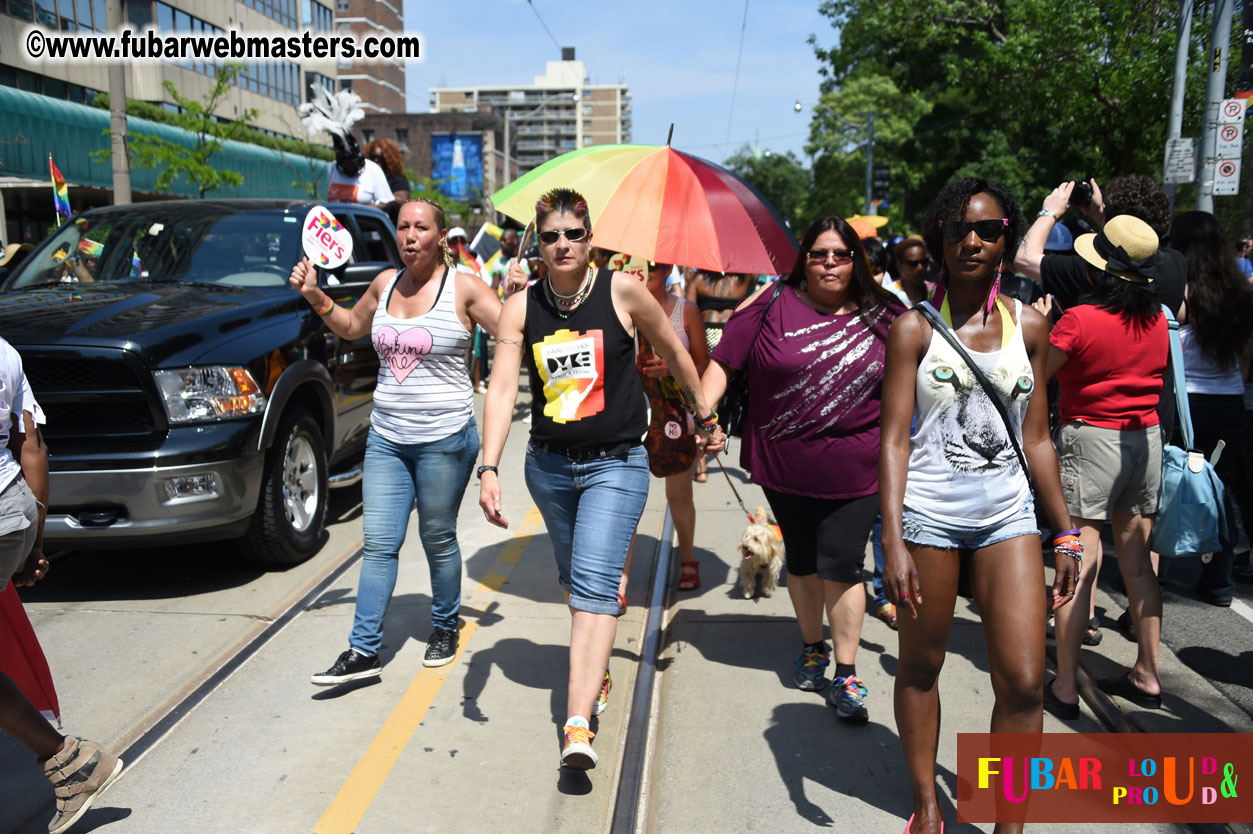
{"left": 370, "top": 268, "right": 474, "bottom": 444}
{"left": 1179, "top": 324, "right": 1243, "bottom": 395}
{"left": 666, "top": 296, "right": 690, "bottom": 350}
{"left": 904, "top": 299, "right": 1034, "bottom": 527}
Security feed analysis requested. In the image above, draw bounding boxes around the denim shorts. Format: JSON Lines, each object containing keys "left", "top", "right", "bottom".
{"left": 901, "top": 497, "right": 1038, "bottom": 551}
{"left": 523, "top": 442, "right": 650, "bottom": 616}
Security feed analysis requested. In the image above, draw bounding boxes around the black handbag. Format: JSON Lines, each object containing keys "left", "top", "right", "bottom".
{"left": 720, "top": 282, "right": 782, "bottom": 437}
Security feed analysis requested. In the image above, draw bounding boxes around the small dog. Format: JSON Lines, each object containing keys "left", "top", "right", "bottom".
{"left": 738, "top": 506, "right": 784, "bottom": 599}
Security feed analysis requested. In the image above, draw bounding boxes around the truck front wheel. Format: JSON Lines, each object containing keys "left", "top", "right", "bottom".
{"left": 241, "top": 409, "right": 327, "bottom": 565}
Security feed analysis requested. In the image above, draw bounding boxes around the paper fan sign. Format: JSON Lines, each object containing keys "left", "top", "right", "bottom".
{"left": 302, "top": 205, "right": 353, "bottom": 268}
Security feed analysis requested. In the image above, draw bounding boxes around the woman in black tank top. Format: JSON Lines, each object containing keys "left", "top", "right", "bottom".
{"left": 477, "top": 187, "right": 725, "bottom": 771}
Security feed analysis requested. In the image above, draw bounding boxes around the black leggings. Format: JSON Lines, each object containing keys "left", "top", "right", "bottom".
{"left": 762, "top": 488, "right": 878, "bottom": 584}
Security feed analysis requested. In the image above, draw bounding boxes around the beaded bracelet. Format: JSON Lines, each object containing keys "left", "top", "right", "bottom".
{"left": 313, "top": 295, "right": 334, "bottom": 316}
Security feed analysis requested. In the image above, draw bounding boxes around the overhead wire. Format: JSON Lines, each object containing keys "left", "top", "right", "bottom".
{"left": 526, "top": 0, "right": 563, "bottom": 53}
{"left": 725, "top": 0, "right": 750, "bottom": 143}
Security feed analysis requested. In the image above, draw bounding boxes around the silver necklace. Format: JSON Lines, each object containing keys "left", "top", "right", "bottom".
{"left": 547, "top": 267, "right": 592, "bottom": 300}
{"left": 546, "top": 269, "right": 594, "bottom": 319}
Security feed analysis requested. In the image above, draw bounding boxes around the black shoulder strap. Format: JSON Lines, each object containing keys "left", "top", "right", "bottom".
{"left": 913, "top": 302, "right": 1032, "bottom": 483}
{"left": 751, "top": 280, "right": 784, "bottom": 342}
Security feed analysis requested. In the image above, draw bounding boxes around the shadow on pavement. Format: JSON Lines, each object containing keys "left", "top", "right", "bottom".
{"left": 460, "top": 636, "right": 639, "bottom": 728}
{"left": 763, "top": 701, "right": 960, "bottom": 828}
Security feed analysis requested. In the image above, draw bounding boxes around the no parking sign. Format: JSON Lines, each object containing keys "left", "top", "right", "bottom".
{"left": 1214, "top": 159, "right": 1241, "bottom": 195}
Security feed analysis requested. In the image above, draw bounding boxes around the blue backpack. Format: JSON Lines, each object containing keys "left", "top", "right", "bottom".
{"left": 1150, "top": 306, "right": 1228, "bottom": 558}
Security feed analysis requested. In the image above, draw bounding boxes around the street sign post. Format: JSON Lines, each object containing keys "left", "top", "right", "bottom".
{"left": 1219, "top": 97, "right": 1248, "bottom": 124}
{"left": 1164, "top": 137, "right": 1198, "bottom": 184}
{"left": 1217, "top": 122, "right": 1244, "bottom": 157}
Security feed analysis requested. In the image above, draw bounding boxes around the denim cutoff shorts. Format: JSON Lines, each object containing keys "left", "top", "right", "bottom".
{"left": 901, "top": 496, "right": 1038, "bottom": 551}
{"left": 523, "top": 442, "right": 650, "bottom": 615}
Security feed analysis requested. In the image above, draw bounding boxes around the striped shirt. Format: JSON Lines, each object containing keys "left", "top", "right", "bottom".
{"left": 370, "top": 268, "right": 474, "bottom": 444}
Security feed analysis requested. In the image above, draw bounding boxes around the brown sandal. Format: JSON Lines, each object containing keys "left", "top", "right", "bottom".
{"left": 678, "top": 561, "right": 700, "bottom": 591}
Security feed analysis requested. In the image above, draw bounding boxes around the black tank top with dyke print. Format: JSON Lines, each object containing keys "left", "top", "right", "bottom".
{"left": 524, "top": 269, "right": 648, "bottom": 451}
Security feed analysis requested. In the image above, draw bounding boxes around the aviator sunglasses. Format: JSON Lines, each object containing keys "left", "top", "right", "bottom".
{"left": 538, "top": 228, "right": 590, "bottom": 244}
{"left": 939, "top": 217, "right": 1009, "bottom": 243}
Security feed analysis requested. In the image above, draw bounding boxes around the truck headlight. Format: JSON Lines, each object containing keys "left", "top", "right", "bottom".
{"left": 153, "top": 367, "right": 267, "bottom": 423}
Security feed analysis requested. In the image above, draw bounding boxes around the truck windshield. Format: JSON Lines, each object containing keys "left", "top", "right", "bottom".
{"left": 4, "top": 206, "right": 305, "bottom": 290}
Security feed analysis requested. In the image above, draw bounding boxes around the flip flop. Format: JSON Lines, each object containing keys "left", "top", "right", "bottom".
{"left": 1097, "top": 675, "right": 1162, "bottom": 709}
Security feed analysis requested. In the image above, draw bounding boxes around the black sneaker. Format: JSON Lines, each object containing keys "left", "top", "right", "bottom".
{"left": 423, "top": 626, "right": 459, "bottom": 667}
{"left": 311, "top": 649, "right": 381, "bottom": 686}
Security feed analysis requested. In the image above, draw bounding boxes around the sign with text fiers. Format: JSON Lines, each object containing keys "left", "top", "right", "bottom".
{"left": 301, "top": 206, "right": 353, "bottom": 269}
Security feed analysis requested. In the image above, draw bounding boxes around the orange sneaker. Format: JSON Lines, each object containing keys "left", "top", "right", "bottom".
{"left": 560, "top": 724, "right": 597, "bottom": 770}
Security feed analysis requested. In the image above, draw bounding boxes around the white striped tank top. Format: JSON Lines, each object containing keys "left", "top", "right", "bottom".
{"left": 370, "top": 268, "right": 474, "bottom": 444}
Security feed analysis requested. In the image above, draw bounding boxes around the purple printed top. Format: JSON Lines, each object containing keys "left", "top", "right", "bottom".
{"left": 712, "top": 283, "right": 899, "bottom": 499}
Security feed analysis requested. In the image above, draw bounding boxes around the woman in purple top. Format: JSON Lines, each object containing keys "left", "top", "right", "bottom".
{"left": 700, "top": 215, "right": 902, "bottom": 723}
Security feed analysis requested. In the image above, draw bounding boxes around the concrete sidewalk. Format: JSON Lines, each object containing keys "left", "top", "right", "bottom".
{"left": 6, "top": 411, "right": 1251, "bottom": 833}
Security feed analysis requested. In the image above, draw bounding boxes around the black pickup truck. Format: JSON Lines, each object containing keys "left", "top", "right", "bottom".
{"left": 0, "top": 200, "right": 400, "bottom": 565}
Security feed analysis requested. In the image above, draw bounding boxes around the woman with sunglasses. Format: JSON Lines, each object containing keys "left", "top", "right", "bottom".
{"left": 479, "top": 187, "right": 723, "bottom": 770}
{"left": 880, "top": 178, "right": 1077, "bottom": 834}
{"left": 700, "top": 216, "right": 902, "bottom": 723}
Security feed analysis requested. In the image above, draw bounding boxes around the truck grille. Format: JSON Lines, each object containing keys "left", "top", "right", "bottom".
{"left": 20, "top": 352, "right": 164, "bottom": 443}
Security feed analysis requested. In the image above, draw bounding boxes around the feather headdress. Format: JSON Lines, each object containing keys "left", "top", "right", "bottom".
{"left": 299, "top": 88, "right": 365, "bottom": 139}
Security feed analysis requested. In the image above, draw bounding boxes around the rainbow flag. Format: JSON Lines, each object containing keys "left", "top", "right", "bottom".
{"left": 455, "top": 242, "right": 482, "bottom": 277}
{"left": 77, "top": 239, "right": 104, "bottom": 258}
{"left": 131, "top": 248, "right": 143, "bottom": 278}
{"left": 49, "top": 156, "right": 71, "bottom": 222}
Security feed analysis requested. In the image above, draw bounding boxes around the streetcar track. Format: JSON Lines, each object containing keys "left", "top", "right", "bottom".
{"left": 111, "top": 538, "right": 365, "bottom": 774}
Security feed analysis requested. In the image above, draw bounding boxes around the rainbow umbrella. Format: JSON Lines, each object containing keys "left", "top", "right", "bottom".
{"left": 490, "top": 144, "right": 797, "bottom": 275}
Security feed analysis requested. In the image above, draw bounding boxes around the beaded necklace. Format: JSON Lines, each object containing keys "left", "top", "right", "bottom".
{"left": 546, "top": 268, "right": 594, "bottom": 319}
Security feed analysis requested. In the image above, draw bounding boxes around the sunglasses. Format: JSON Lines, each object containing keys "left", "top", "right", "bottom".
{"left": 900, "top": 258, "right": 928, "bottom": 267}
{"left": 939, "top": 218, "right": 1009, "bottom": 243}
{"left": 806, "top": 248, "right": 854, "bottom": 265}
{"left": 538, "top": 228, "right": 589, "bottom": 244}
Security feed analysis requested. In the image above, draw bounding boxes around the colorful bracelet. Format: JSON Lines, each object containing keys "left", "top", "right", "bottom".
{"left": 313, "top": 295, "right": 334, "bottom": 316}
{"left": 1053, "top": 528, "right": 1081, "bottom": 542}
{"left": 697, "top": 411, "right": 719, "bottom": 431}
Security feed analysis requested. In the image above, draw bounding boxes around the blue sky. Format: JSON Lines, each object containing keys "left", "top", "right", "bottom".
{"left": 400, "top": 0, "right": 835, "bottom": 165}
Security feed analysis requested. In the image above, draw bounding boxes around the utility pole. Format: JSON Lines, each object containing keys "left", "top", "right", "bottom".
{"left": 1164, "top": 0, "right": 1195, "bottom": 212}
{"left": 106, "top": 0, "right": 131, "bottom": 204}
{"left": 863, "top": 110, "right": 875, "bottom": 215}
{"left": 1197, "top": 0, "right": 1233, "bottom": 212}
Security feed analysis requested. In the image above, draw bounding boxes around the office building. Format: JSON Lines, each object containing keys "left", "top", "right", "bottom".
{"left": 334, "top": 0, "right": 404, "bottom": 113}
{"left": 429, "top": 48, "right": 631, "bottom": 176}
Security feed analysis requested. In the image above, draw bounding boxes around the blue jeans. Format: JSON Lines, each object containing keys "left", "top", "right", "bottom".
{"left": 901, "top": 497, "right": 1039, "bottom": 551}
{"left": 349, "top": 421, "right": 480, "bottom": 655}
{"left": 523, "top": 442, "right": 650, "bottom": 615}
{"left": 871, "top": 516, "right": 889, "bottom": 608}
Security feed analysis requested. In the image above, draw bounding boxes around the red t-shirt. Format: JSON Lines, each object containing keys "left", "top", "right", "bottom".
{"left": 1050, "top": 304, "right": 1168, "bottom": 430}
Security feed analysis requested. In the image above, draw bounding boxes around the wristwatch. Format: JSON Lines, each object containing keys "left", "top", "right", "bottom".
{"left": 1037, "top": 209, "right": 1058, "bottom": 221}
{"left": 476, "top": 465, "right": 498, "bottom": 479}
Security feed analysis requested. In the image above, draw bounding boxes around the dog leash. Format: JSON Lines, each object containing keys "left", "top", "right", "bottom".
{"left": 711, "top": 452, "right": 756, "bottom": 524}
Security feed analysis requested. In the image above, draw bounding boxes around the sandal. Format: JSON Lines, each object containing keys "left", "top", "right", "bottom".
{"left": 678, "top": 561, "right": 700, "bottom": 591}
{"left": 1097, "top": 674, "right": 1162, "bottom": 709}
{"left": 874, "top": 602, "right": 898, "bottom": 630}
{"left": 1083, "top": 616, "right": 1103, "bottom": 646}
{"left": 693, "top": 469, "right": 708, "bottom": 483}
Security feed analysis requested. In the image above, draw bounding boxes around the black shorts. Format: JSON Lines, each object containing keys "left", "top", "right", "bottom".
{"left": 762, "top": 488, "right": 878, "bottom": 584}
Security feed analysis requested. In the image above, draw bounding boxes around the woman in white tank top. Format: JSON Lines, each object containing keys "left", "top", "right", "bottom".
{"left": 289, "top": 199, "right": 503, "bottom": 683}
{"left": 879, "top": 179, "right": 1078, "bottom": 834}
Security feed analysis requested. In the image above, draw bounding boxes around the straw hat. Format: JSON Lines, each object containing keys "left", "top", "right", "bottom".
{"left": 0, "top": 243, "right": 33, "bottom": 268}
{"left": 1073, "top": 214, "right": 1161, "bottom": 283}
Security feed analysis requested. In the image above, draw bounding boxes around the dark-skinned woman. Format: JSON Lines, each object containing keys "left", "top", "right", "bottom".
{"left": 478, "top": 187, "right": 724, "bottom": 770}
{"left": 879, "top": 178, "right": 1079, "bottom": 834}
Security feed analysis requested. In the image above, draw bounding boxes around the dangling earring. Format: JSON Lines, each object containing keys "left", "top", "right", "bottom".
{"left": 800, "top": 277, "right": 808, "bottom": 292}
{"left": 987, "top": 257, "right": 1004, "bottom": 314}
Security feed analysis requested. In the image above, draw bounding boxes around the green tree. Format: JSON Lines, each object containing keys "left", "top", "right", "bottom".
{"left": 808, "top": 0, "right": 1238, "bottom": 231}
{"left": 94, "top": 64, "right": 260, "bottom": 198}
{"left": 406, "top": 171, "right": 471, "bottom": 220}
{"left": 722, "top": 145, "right": 812, "bottom": 232}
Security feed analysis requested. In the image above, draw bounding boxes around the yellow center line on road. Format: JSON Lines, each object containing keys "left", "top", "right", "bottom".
{"left": 313, "top": 506, "right": 544, "bottom": 834}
